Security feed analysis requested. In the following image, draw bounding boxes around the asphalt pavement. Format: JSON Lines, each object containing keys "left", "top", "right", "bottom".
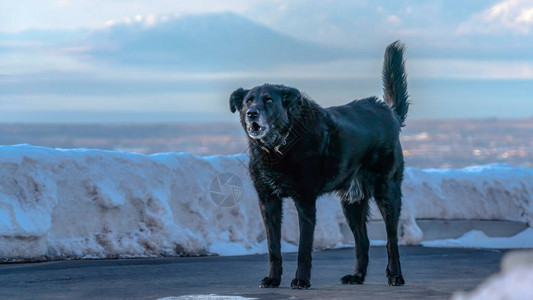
{"left": 0, "top": 246, "right": 505, "bottom": 300}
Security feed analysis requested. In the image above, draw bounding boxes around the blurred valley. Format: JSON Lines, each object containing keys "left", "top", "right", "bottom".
{"left": 0, "top": 118, "right": 531, "bottom": 169}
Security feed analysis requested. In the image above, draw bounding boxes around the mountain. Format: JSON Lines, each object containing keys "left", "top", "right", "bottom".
{"left": 74, "top": 12, "right": 352, "bottom": 71}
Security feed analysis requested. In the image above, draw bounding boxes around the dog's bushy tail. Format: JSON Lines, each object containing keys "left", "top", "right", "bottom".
{"left": 382, "top": 41, "right": 409, "bottom": 127}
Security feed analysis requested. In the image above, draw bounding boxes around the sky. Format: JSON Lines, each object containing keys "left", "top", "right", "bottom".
{"left": 1, "top": 0, "right": 533, "bottom": 123}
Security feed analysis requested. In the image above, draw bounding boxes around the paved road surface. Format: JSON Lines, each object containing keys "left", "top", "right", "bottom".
{"left": 0, "top": 247, "right": 504, "bottom": 300}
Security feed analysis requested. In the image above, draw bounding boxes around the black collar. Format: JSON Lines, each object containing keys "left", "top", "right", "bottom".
{"left": 257, "top": 125, "right": 293, "bottom": 156}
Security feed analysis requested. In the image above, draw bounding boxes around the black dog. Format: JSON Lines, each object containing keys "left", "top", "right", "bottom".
{"left": 229, "top": 41, "right": 409, "bottom": 289}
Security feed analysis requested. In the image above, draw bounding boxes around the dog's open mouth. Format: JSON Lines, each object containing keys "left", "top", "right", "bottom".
{"left": 247, "top": 122, "right": 268, "bottom": 138}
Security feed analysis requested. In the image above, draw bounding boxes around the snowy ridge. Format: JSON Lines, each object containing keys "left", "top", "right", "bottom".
{"left": 0, "top": 145, "right": 532, "bottom": 262}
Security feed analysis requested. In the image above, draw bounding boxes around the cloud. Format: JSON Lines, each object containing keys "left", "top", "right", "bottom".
{"left": 409, "top": 58, "right": 533, "bottom": 80}
{"left": 53, "top": 0, "right": 70, "bottom": 7}
{"left": 457, "top": 0, "right": 533, "bottom": 35}
{"left": 0, "top": 0, "right": 257, "bottom": 32}
{"left": 144, "top": 14, "right": 157, "bottom": 27}
{"left": 386, "top": 15, "right": 402, "bottom": 25}
{"left": 105, "top": 13, "right": 176, "bottom": 29}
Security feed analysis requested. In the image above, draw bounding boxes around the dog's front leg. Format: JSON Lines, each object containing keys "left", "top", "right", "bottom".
{"left": 291, "top": 198, "right": 316, "bottom": 289}
{"left": 259, "top": 197, "right": 283, "bottom": 288}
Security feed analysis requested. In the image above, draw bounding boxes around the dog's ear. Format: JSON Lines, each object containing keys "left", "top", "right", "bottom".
{"left": 281, "top": 87, "right": 302, "bottom": 108}
{"left": 229, "top": 88, "right": 248, "bottom": 113}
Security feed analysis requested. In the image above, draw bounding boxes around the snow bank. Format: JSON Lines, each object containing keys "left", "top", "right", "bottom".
{"left": 0, "top": 145, "right": 532, "bottom": 262}
{"left": 159, "top": 296, "right": 257, "bottom": 300}
{"left": 421, "top": 228, "right": 533, "bottom": 249}
{"left": 403, "top": 165, "right": 533, "bottom": 225}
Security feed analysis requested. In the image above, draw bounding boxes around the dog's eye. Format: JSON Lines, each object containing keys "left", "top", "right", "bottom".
{"left": 246, "top": 98, "right": 253, "bottom": 104}
{"left": 265, "top": 97, "right": 273, "bottom": 104}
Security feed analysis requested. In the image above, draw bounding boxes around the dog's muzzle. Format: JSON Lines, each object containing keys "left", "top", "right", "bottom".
{"left": 246, "top": 121, "right": 269, "bottom": 139}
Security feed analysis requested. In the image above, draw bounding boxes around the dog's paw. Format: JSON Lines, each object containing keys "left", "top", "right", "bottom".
{"left": 340, "top": 272, "right": 365, "bottom": 284}
{"left": 260, "top": 277, "right": 280, "bottom": 288}
{"left": 290, "top": 278, "right": 311, "bottom": 289}
{"left": 387, "top": 275, "right": 405, "bottom": 286}
{"left": 386, "top": 269, "right": 405, "bottom": 286}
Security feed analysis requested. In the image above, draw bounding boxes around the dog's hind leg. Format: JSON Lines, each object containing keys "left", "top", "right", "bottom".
{"left": 374, "top": 177, "right": 405, "bottom": 286}
{"left": 340, "top": 198, "right": 370, "bottom": 284}
{"left": 291, "top": 198, "right": 317, "bottom": 289}
{"left": 259, "top": 197, "right": 283, "bottom": 288}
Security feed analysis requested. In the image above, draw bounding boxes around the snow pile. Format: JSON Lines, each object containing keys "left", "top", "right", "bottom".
{"left": 0, "top": 145, "right": 532, "bottom": 262}
{"left": 453, "top": 267, "right": 533, "bottom": 300}
{"left": 452, "top": 250, "right": 533, "bottom": 300}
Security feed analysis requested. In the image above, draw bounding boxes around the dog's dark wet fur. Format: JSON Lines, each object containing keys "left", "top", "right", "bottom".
{"left": 229, "top": 41, "right": 409, "bottom": 289}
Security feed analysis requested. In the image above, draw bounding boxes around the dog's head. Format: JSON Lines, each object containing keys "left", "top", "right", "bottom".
{"left": 229, "top": 84, "right": 302, "bottom": 140}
